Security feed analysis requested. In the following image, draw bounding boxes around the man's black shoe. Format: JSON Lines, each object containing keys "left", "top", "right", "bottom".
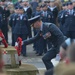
{"left": 23, "top": 55, "right": 27, "bottom": 57}
{"left": 37, "top": 54, "right": 42, "bottom": 56}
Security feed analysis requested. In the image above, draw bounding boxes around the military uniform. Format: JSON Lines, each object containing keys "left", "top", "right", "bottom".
{"left": 60, "top": 2, "right": 75, "bottom": 38}
{"left": 0, "top": 6, "right": 3, "bottom": 14}
{"left": 48, "top": 8, "right": 58, "bottom": 24}
{"left": 0, "top": 14, "right": 2, "bottom": 29}
{"left": 58, "top": 3, "right": 67, "bottom": 33}
{"left": 25, "top": 6, "right": 32, "bottom": 38}
{"left": 22, "top": 15, "right": 65, "bottom": 70}
{"left": 9, "top": 13, "right": 18, "bottom": 46}
{"left": 1, "top": 5, "right": 10, "bottom": 42}
{"left": 13, "top": 6, "right": 29, "bottom": 56}
{"left": 22, "top": 0, "right": 32, "bottom": 38}
{"left": 30, "top": 0, "right": 38, "bottom": 13}
{"left": 41, "top": 10, "right": 54, "bottom": 23}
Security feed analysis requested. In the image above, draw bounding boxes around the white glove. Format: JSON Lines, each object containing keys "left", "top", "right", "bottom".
{"left": 15, "top": 42, "right": 18, "bottom": 46}
{"left": 0, "top": 37, "right": 2, "bottom": 41}
{"left": 22, "top": 41, "right": 23, "bottom": 45}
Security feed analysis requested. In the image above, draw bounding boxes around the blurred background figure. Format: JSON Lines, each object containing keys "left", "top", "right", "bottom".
{"left": 59, "top": 38, "right": 72, "bottom": 61}
{"left": 9, "top": 6, "right": 19, "bottom": 46}
{"left": 13, "top": 6, "right": 29, "bottom": 56}
{"left": 0, "top": 1, "right": 10, "bottom": 43}
{"left": 48, "top": 0, "right": 58, "bottom": 24}
{"left": 54, "top": 63, "right": 75, "bottom": 75}
{"left": 30, "top": 0, "right": 38, "bottom": 13}
{"left": 58, "top": 2, "right": 68, "bottom": 33}
{"left": 60, "top": 1, "right": 75, "bottom": 39}
{"left": 21, "top": 0, "right": 32, "bottom": 38}
{"left": 60, "top": 64, "right": 75, "bottom": 75}
{"left": 66, "top": 41, "right": 75, "bottom": 62}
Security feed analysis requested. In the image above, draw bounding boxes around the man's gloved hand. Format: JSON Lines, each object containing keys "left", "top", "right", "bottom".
{"left": 15, "top": 42, "right": 18, "bottom": 46}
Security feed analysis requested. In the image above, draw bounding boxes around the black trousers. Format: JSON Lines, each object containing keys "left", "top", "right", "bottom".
{"left": 65, "top": 31, "right": 75, "bottom": 39}
{"left": 1, "top": 24, "right": 8, "bottom": 42}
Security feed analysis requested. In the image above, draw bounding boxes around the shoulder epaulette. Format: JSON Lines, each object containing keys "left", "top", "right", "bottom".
{"left": 44, "top": 23, "right": 52, "bottom": 28}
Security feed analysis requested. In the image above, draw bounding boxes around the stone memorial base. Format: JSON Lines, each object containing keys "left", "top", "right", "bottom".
{"left": 0, "top": 45, "right": 19, "bottom": 69}
{"left": 6, "top": 64, "right": 39, "bottom": 75}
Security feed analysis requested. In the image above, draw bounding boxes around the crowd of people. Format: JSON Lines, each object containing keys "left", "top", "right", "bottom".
{"left": 0, "top": 0, "right": 75, "bottom": 75}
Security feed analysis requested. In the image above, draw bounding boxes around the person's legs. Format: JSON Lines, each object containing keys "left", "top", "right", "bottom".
{"left": 12, "top": 33, "right": 15, "bottom": 46}
{"left": 42, "top": 48, "right": 56, "bottom": 70}
{"left": 14, "top": 34, "right": 19, "bottom": 43}
{"left": 69, "top": 31, "right": 75, "bottom": 39}
{"left": 21, "top": 34, "right": 27, "bottom": 56}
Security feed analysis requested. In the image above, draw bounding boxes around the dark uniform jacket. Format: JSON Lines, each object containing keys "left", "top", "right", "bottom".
{"left": 57, "top": 10, "right": 66, "bottom": 31}
{"left": 0, "top": 7, "right": 3, "bottom": 14}
{"left": 1, "top": 7, "right": 10, "bottom": 22}
{"left": 23, "top": 23, "right": 65, "bottom": 53}
{"left": 9, "top": 13, "right": 18, "bottom": 33}
{"left": 26, "top": 7, "right": 32, "bottom": 19}
{"left": 61, "top": 10, "right": 75, "bottom": 31}
{"left": 48, "top": 6, "right": 58, "bottom": 23}
{"left": 30, "top": 1, "right": 38, "bottom": 12}
{"left": 41, "top": 11, "right": 54, "bottom": 23}
{"left": 13, "top": 14, "right": 29, "bottom": 34}
{"left": 32, "top": 11, "right": 42, "bottom": 17}
{"left": 24, "top": 6, "right": 32, "bottom": 19}
{"left": 1, "top": 7, "right": 10, "bottom": 30}
{"left": 0, "top": 14, "right": 2, "bottom": 29}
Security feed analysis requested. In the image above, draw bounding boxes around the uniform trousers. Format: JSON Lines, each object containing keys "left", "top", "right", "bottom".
{"left": 12, "top": 33, "right": 15, "bottom": 46}
{"left": 65, "top": 31, "right": 75, "bottom": 39}
{"left": 42, "top": 47, "right": 58, "bottom": 70}
{"left": 1, "top": 24, "right": 8, "bottom": 42}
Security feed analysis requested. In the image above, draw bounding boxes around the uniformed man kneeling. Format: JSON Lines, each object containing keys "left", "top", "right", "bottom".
{"left": 20, "top": 15, "right": 65, "bottom": 72}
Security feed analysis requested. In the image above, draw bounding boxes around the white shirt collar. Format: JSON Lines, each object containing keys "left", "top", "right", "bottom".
{"left": 49, "top": 6, "right": 56, "bottom": 11}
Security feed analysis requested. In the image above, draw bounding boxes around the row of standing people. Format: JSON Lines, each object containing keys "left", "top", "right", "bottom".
{"left": 9, "top": 0, "right": 59, "bottom": 56}
{"left": 1, "top": 0, "right": 75, "bottom": 56}
{"left": 58, "top": 1, "right": 75, "bottom": 39}
{"left": 0, "top": 2, "right": 10, "bottom": 43}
